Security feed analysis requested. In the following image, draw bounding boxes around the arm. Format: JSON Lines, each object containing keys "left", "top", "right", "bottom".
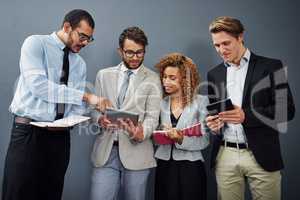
{"left": 243, "top": 60, "right": 295, "bottom": 128}
{"left": 206, "top": 71, "right": 225, "bottom": 136}
{"left": 141, "top": 77, "right": 162, "bottom": 140}
{"left": 90, "top": 70, "right": 104, "bottom": 123}
{"left": 122, "top": 76, "right": 162, "bottom": 141}
{"left": 207, "top": 72, "right": 218, "bottom": 104}
{"left": 20, "top": 36, "right": 105, "bottom": 109}
{"left": 174, "top": 96, "right": 210, "bottom": 151}
{"left": 68, "top": 60, "right": 87, "bottom": 116}
{"left": 116, "top": 76, "right": 162, "bottom": 142}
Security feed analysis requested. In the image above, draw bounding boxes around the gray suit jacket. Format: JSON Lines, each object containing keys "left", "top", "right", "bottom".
{"left": 91, "top": 63, "right": 162, "bottom": 170}
{"left": 154, "top": 95, "right": 210, "bottom": 161}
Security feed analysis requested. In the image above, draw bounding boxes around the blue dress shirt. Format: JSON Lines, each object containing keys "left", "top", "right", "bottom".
{"left": 9, "top": 32, "right": 87, "bottom": 121}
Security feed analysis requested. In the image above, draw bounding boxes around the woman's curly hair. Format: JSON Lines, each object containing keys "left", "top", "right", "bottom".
{"left": 155, "top": 52, "right": 200, "bottom": 107}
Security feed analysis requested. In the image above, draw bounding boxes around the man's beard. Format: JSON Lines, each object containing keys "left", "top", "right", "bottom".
{"left": 123, "top": 58, "right": 144, "bottom": 69}
{"left": 66, "top": 34, "right": 85, "bottom": 53}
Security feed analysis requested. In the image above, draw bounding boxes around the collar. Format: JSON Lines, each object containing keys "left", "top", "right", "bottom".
{"left": 224, "top": 48, "right": 251, "bottom": 68}
{"left": 50, "top": 32, "right": 66, "bottom": 50}
{"left": 119, "top": 62, "right": 142, "bottom": 75}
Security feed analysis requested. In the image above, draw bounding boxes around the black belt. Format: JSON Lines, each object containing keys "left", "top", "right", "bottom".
{"left": 14, "top": 116, "right": 70, "bottom": 131}
{"left": 221, "top": 141, "right": 248, "bottom": 149}
{"left": 15, "top": 116, "right": 32, "bottom": 124}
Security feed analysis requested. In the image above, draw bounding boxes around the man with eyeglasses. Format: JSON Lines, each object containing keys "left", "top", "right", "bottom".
{"left": 90, "top": 27, "right": 162, "bottom": 200}
{"left": 2, "top": 9, "right": 111, "bottom": 200}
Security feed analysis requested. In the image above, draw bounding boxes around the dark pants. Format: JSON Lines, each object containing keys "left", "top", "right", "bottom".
{"left": 2, "top": 120, "right": 70, "bottom": 200}
{"left": 155, "top": 159, "right": 207, "bottom": 200}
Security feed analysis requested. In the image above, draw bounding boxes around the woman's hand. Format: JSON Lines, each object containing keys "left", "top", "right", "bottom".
{"left": 166, "top": 128, "right": 184, "bottom": 144}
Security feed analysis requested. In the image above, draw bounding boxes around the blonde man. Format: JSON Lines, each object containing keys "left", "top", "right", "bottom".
{"left": 206, "top": 16, "right": 295, "bottom": 200}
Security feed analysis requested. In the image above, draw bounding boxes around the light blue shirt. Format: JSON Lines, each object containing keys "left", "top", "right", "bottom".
{"left": 9, "top": 32, "right": 86, "bottom": 121}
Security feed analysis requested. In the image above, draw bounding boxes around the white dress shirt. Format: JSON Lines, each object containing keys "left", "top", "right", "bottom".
{"left": 223, "top": 49, "right": 251, "bottom": 143}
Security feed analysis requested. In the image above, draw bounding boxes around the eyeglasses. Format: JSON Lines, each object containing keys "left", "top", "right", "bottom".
{"left": 74, "top": 30, "right": 94, "bottom": 43}
{"left": 122, "top": 49, "right": 145, "bottom": 58}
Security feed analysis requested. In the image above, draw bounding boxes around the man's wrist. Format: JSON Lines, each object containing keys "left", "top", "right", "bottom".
{"left": 83, "top": 93, "right": 90, "bottom": 102}
{"left": 129, "top": 134, "right": 136, "bottom": 140}
{"left": 130, "top": 130, "right": 144, "bottom": 142}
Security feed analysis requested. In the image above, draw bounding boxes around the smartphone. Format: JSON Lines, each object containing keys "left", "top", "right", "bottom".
{"left": 206, "top": 98, "right": 234, "bottom": 115}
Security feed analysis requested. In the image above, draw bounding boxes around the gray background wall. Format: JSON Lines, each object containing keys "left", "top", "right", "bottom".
{"left": 1, "top": 0, "right": 299, "bottom": 199}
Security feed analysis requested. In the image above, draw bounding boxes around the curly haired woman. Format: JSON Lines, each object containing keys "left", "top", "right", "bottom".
{"left": 154, "top": 53, "right": 210, "bottom": 200}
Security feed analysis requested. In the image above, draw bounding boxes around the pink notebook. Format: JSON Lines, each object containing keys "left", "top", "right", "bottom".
{"left": 153, "top": 131, "right": 175, "bottom": 145}
{"left": 153, "top": 123, "right": 202, "bottom": 145}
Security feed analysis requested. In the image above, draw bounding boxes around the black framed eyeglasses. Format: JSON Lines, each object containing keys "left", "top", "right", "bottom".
{"left": 74, "top": 30, "right": 94, "bottom": 43}
{"left": 122, "top": 49, "right": 145, "bottom": 58}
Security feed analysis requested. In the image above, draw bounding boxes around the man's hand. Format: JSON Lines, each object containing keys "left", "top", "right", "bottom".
{"left": 205, "top": 115, "right": 224, "bottom": 133}
{"left": 83, "top": 93, "right": 98, "bottom": 105}
{"left": 218, "top": 105, "right": 245, "bottom": 124}
{"left": 83, "top": 93, "right": 112, "bottom": 112}
{"left": 98, "top": 115, "right": 118, "bottom": 130}
{"left": 96, "top": 97, "right": 112, "bottom": 112}
{"left": 117, "top": 118, "right": 144, "bottom": 142}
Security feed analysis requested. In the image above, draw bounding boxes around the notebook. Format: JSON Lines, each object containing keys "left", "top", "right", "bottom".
{"left": 153, "top": 122, "right": 203, "bottom": 145}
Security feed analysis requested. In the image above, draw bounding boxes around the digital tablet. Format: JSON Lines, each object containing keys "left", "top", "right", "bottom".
{"left": 105, "top": 108, "right": 139, "bottom": 125}
{"left": 206, "top": 98, "right": 234, "bottom": 115}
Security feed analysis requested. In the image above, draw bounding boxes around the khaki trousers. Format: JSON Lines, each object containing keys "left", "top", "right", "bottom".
{"left": 215, "top": 146, "right": 281, "bottom": 200}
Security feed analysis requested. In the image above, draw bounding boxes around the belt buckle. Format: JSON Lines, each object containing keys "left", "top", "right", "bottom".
{"left": 231, "top": 141, "right": 240, "bottom": 149}
{"left": 14, "top": 116, "right": 32, "bottom": 125}
{"left": 236, "top": 142, "right": 240, "bottom": 150}
{"left": 224, "top": 140, "right": 228, "bottom": 148}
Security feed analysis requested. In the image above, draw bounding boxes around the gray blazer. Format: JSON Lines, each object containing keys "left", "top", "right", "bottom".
{"left": 154, "top": 95, "right": 210, "bottom": 161}
{"left": 91, "top": 63, "right": 162, "bottom": 170}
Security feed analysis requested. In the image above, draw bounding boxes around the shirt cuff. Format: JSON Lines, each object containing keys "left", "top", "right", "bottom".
{"left": 68, "top": 88, "right": 84, "bottom": 105}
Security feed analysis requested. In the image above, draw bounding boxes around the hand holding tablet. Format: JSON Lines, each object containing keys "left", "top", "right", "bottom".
{"left": 105, "top": 108, "right": 139, "bottom": 126}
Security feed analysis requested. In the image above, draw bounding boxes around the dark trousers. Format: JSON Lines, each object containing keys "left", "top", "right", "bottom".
{"left": 2, "top": 120, "right": 70, "bottom": 200}
{"left": 155, "top": 159, "right": 207, "bottom": 200}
